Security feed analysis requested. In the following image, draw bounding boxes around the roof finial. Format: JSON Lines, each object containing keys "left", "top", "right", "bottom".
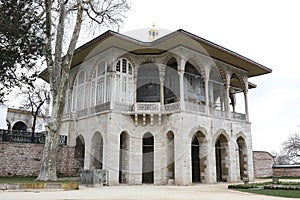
{"left": 148, "top": 22, "right": 159, "bottom": 41}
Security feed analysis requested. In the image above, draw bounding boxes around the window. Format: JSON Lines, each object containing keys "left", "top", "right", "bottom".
{"left": 72, "top": 71, "right": 86, "bottom": 111}
{"left": 115, "top": 58, "right": 134, "bottom": 104}
{"left": 91, "top": 61, "right": 111, "bottom": 106}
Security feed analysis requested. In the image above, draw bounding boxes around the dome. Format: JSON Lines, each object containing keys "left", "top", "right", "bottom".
{"left": 122, "top": 28, "right": 172, "bottom": 42}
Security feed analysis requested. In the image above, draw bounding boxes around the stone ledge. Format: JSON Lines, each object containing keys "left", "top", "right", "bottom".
{"left": 0, "top": 182, "right": 79, "bottom": 191}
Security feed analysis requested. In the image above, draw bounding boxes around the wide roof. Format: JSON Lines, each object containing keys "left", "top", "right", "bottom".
{"left": 40, "top": 29, "right": 272, "bottom": 82}
{"left": 71, "top": 29, "right": 272, "bottom": 77}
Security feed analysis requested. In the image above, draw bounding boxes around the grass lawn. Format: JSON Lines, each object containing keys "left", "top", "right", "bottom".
{"left": 236, "top": 189, "right": 300, "bottom": 198}
{"left": 0, "top": 177, "right": 36, "bottom": 184}
{"left": 0, "top": 176, "right": 78, "bottom": 184}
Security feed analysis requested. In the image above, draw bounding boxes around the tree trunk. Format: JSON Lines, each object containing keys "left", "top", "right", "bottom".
{"left": 36, "top": 104, "right": 61, "bottom": 181}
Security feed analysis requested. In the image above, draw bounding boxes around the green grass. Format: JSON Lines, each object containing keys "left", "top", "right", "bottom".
{"left": 0, "top": 176, "right": 78, "bottom": 184}
{"left": 236, "top": 189, "right": 300, "bottom": 198}
{"left": 0, "top": 177, "right": 37, "bottom": 184}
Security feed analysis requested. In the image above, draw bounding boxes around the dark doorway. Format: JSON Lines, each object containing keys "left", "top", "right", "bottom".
{"left": 142, "top": 132, "right": 154, "bottom": 183}
{"left": 12, "top": 121, "right": 27, "bottom": 131}
{"left": 191, "top": 136, "right": 200, "bottom": 182}
{"left": 75, "top": 136, "right": 85, "bottom": 171}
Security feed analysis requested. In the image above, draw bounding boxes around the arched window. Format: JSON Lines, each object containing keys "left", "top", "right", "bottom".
{"left": 184, "top": 61, "right": 205, "bottom": 104}
{"left": 91, "top": 61, "right": 111, "bottom": 106}
{"left": 115, "top": 58, "right": 133, "bottom": 104}
{"left": 72, "top": 71, "right": 86, "bottom": 111}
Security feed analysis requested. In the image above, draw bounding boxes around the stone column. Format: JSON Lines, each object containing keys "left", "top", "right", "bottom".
{"left": 133, "top": 67, "right": 138, "bottom": 104}
{"left": 225, "top": 83, "right": 231, "bottom": 118}
{"left": 103, "top": 113, "right": 120, "bottom": 185}
{"left": 158, "top": 64, "right": 165, "bottom": 106}
{"left": 244, "top": 89, "right": 249, "bottom": 121}
{"left": 128, "top": 134, "right": 143, "bottom": 185}
{"left": 178, "top": 58, "right": 186, "bottom": 110}
{"left": 204, "top": 77, "right": 210, "bottom": 115}
{"left": 174, "top": 115, "right": 192, "bottom": 185}
{"left": 110, "top": 63, "right": 116, "bottom": 110}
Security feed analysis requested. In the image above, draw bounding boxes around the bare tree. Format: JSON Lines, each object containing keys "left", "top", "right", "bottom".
{"left": 21, "top": 84, "right": 50, "bottom": 142}
{"left": 37, "top": 0, "right": 130, "bottom": 181}
{"left": 276, "top": 133, "right": 300, "bottom": 165}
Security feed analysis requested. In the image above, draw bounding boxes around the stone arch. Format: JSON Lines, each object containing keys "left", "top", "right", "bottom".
{"left": 90, "top": 132, "right": 104, "bottom": 169}
{"left": 191, "top": 130, "right": 208, "bottom": 183}
{"left": 185, "top": 54, "right": 206, "bottom": 79}
{"left": 160, "top": 52, "right": 181, "bottom": 66}
{"left": 118, "top": 54, "right": 137, "bottom": 69}
{"left": 214, "top": 132, "right": 229, "bottom": 182}
{"left": 189, "top": 126, "right": 208, "bottom": 138}
{"left": 75, "top": 135, "right": 85, "bottom": 171}
{"left": 138, "top": 56, "right": 157, "bottom": 65}
{"left": 119, "top": 131, "right": 130, "bottom": 184}
{"left": 236, "top": 135, "right": 248, "bottom": 180}
{"left": 142, "top": 132, "right": 154, "bottom": 183}
{"left": 166, "top": 131, "right": 175, "bottom": 180}
{"left": 12, "top": 121, "right": 27, "bottom": 131}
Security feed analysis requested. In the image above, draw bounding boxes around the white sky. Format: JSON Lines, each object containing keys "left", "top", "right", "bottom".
{"left": 119, "top": 0, "right": 300, "bottom": 153}
{"left": 7, "top": 0, "right": 299, "bottom": 153}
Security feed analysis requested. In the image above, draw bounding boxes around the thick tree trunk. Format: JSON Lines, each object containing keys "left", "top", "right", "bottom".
{"left": 36, "top": 104, "right": 62, "bottom": 181}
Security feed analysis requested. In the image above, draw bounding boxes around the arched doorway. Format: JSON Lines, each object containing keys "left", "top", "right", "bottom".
{"left": 119, "top": 131, "right": 129, "bottom": 183}
{"left": 215, "top": 134, "right": 229, "bottom": 182}
{"left": 142, "top": 132, "right": 154, "bottom": 183}
{"left": 90, "top": 132, "right": 103, "bottom": 169}
{"left": 237, "top": 136, "right": 248, "bottom": 180}
{"left": 12, "top": 121, "right": 27, "bottom": 131}
{"left": 166, "top": 131, "right": 175, "bottom": 180}
{"left": 191, "top": 131, "right": 207, "bottom": 183}
{"left": 75, "top": 135, "right": 85, "bottom": 171}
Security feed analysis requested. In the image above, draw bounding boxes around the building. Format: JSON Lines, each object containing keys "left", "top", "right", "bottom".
{"left": 253, "top": 151, "right": 275, "bottom": 178}
{"left": 49, "top": 28, "right": 271, "bottom": 185}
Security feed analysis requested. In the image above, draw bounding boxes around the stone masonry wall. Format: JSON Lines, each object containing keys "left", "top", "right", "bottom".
{"left": 0, "top": 142, "right": 78, "bottom": 177}
{"left": 273, "top": 166, "right": 300, "bottom": 177}
{"left": 253, "top": 151, "right": 275, "bottom": 178}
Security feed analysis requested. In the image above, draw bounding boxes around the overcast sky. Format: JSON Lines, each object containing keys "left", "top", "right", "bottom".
{"left": 7, "top": 0, "right": 299, "bottom": 153}
{"left": 118, "top": 0, "right": 300, "bottom": 153}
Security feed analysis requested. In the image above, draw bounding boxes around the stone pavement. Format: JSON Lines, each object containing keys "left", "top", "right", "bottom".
{"left": 0, "top": 183, "right": 296, "bottom": 200}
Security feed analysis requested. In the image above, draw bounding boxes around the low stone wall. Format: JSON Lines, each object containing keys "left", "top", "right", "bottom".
{"left": 0, "top": 142, "right": 79, "bottom": 177}
{"left": 273, "top": 165, "right": 300, "bottom": 177}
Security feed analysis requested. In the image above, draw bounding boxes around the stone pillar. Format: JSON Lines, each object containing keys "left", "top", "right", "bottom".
{"left": 244, "top": 89, "right": 249, "bottom": 121}
{"left": 84, "top": 140, "right": 91, "bottom": 170}
{"left": 110, "top": 63, "right": 116, "bottom": 110}
{"left": 204, "top": 77, "right": 210, "bottom": 115}
{"left": 225, "top": 83, "right": 231, "bottom": 118}
{"left": 128, "top": 134, "right": 143, "bottom": 185}
{"left": 178, "top": 58, "right": 186, "bottom": 110}
{"left": 158, "top": 64, "right": 165, "bottom": 106}
{"left": 103, "top": 113, "right": 120, "bottom": 185}
{"left": 174, "top": 115, "right": 192, "bottom": 185}
{"left": 133, "top": 67, "right": 138, "bottom": 104}
{"left": 154, "top": 132, "right": 167, "bottom": 184}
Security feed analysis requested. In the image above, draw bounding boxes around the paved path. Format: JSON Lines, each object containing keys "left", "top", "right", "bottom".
{"left": 0, "top": 183, "right": 297, "bottom": 200}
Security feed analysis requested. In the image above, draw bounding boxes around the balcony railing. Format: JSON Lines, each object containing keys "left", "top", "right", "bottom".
{"left": 63, "top": 101, "right": 247, "bottom": 122}
{"left": 0, "top": 129, "right": 67, "bottom": 145}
